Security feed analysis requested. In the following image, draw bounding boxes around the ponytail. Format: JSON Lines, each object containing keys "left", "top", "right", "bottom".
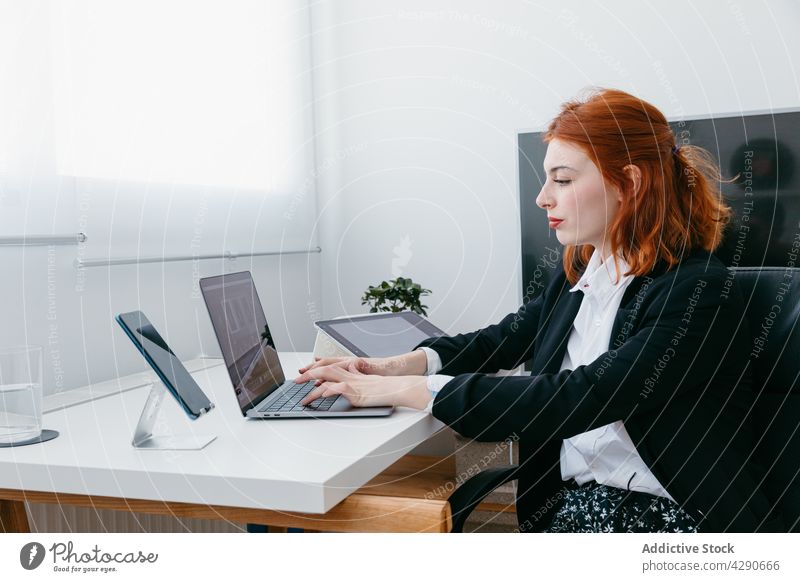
{"left": 668, "top": 145, "right": 733, "bottom": 265}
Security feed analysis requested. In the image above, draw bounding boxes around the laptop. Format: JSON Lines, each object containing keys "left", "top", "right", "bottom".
{"left": 199, "top": 271, "right": 394, "bottom": 418}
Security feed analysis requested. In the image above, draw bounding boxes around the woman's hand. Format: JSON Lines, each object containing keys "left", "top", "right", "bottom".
{"left": 298, "top": 349, "right": 428, "bottom": 378}
{"left": 294, "top": 363, "right": 432, "bottom": 410}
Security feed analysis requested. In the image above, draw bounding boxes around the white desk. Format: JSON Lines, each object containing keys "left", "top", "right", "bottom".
{"left": 0, "top": 353, "right": 445, "bottom": 522}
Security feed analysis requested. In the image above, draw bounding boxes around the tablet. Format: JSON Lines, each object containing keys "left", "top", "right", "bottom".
{"left": 116, "top": 310, "right": 215, "bottom": 419}
{"left": 314, "top": 312, "right": 446, "bottom": 358}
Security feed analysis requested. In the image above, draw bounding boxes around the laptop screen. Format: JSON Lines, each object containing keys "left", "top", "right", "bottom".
{"left": 200, "top": 271, "right": 285, "bottom": 414}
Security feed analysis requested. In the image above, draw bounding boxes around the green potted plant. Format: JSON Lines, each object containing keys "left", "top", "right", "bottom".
{"left": 361, "top": 277, "right": 431, "bottom": 316}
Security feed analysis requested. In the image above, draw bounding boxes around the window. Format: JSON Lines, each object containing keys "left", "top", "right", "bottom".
{"left": 50, "top": 0, "right": 311, "bottom": 192}
{"left": 0, "top": 1, "right": 317, "bottom": 243}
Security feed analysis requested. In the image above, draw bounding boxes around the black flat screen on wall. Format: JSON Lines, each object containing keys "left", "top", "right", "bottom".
{"left": 518, "top": 109, "right": 800, "bottom": 302}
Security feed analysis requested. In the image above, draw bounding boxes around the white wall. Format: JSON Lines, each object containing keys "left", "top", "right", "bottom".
{"left": 309, "top": 0, "right": 800, "bottom": 334}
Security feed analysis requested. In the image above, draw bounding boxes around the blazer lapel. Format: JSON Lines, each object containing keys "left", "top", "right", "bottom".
{"left": 534, "top": 288, "right": 583, "bottom": 374}
{"left": 609, "top": 258, "right": 672, "bottom": 348}
{"left": 532, "top": 255, "right": 675, "bottom": 372}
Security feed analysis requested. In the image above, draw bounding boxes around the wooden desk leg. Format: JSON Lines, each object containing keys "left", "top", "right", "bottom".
{"left": 0, "top": 499, "right": 30, "bottom": 533}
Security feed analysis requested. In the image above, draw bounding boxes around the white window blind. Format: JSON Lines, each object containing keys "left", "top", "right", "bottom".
{"left": 0, "top": 0, "right": 317, "bottom": 247}
{"left": 51, "top": 0, "right": 309, "bottom": 192}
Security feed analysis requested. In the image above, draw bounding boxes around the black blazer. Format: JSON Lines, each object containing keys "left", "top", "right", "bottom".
{"left": 415, "top": 248, "right": 780, "bottom": 532}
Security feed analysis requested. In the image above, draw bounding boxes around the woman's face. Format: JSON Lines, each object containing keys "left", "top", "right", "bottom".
{"left": 535, "top": 139, "right": 623, "bottom": 258}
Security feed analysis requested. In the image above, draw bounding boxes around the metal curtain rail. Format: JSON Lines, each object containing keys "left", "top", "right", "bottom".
{"left": 74, "top": 246, "right": 322, "bottom": 268}
{"left": 0, "top": 233, "right": 87, "bottom": 246}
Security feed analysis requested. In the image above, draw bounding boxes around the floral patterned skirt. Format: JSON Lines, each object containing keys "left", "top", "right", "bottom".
{"left": 543, "top": 479, "right": 702, "bottom": 533}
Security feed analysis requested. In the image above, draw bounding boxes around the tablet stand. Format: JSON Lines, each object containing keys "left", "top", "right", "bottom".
{"left": 132, "top": 381, "right": 217, "bottom": 450}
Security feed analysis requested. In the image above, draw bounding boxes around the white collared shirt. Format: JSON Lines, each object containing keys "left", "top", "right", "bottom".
{"left": 419, "top": 248, "right": 675, "bottom": 501}
{"left": 559, "top": 249, "right": 675, "bottom": 501}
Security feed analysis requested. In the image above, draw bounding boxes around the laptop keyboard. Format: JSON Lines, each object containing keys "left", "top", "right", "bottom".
{"left": 259, "top": 380, "right": 341, "bottom": 413}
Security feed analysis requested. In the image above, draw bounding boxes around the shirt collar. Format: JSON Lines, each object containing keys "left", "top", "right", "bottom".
{"left": 569, "top": 248, "right": 634, "bottom": 299}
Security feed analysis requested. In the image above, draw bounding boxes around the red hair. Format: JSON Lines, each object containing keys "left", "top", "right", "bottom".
{"left": 544, "top": 88, "right": 732, "bottom": 284}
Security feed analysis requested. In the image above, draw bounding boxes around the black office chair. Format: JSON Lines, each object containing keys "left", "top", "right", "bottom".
{"left": 448, "top": 266, "right": 800, "bottom": 533}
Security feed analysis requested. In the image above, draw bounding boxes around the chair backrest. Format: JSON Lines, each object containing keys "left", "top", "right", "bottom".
{"left": 732, "top": 266, "right": 800, "bottom": 532}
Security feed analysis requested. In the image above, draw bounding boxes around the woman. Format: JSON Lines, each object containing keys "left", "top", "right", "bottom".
{"left": 295, "top": 88, "right": 776, "bottom": 533}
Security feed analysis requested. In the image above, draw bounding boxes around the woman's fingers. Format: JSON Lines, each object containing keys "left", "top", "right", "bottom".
{"left": 298, "top": 356, "right": 348, "bottom": 374}
{"left": 299, "top": 374, "right": 400, "bottom": 409}
{"left": 298, "top": 356, "right": 389, "bottom": 379}
{"left": 300, "top": 381, "right": 345, "bottom": 405}
{"left": 294, "top": 362, "right": 348, "bottom": 385}
{"left": 299, "top": 384, "right": 326, "bottom": 405}
{"left": 298, "top": 358, "right": 322, "bottom": 373}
